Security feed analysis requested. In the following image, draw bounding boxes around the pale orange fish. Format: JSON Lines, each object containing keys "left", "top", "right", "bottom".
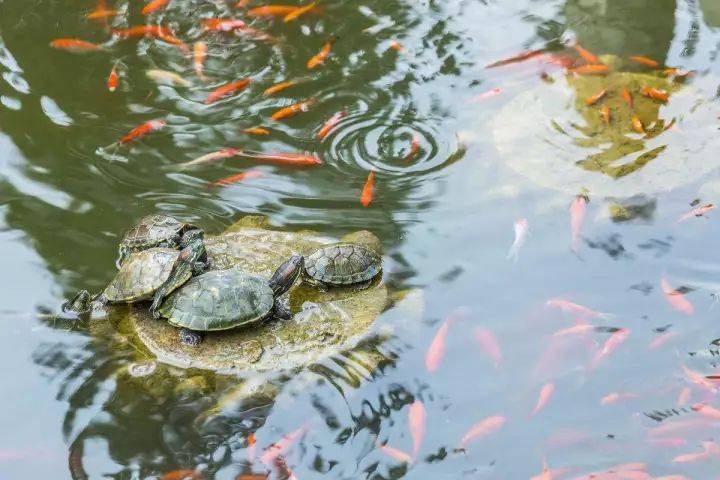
{"left": 244, "top": 127, "right": 270, "bottom": 135}
{"left": 408, "top": 400, "right": 426, "bottom": 458}
{"left": 204, "top": 79, "right": 251, "bottom": 104}
{"left": 376, "top": 442, "right": 413, "bottom": 464}
{"left": 107, "top": 62, "right": 119, "bottom": 92}
{"left": 621, "top": 88, "right": 634, "bottom": 109}
{"left": 361, "top": 171, "right": 375, "bottom": 207}
{"left": 388, "top": 41, "right": 403, "bottom": 52}
{"left": 208, "top": 170, "right": 263, "bottom": 188}
{"left": 247, "top": 5, "right": 299, "bottom": 17}
{"left": 648, "top": 331, "right": 679, "bottom": 350}
{"left": 569, "top": 194, "right": 587, "bottom": 252}
{"left": 574, "top": 463, "right": 648, "bottom": 480}
{"left": 469, "top": 87, "right": 502, "bottom": 103}
{"left": 112, "top": 25, "right": 174, "bottom": 38}
{"left": 553, "top": 324, "right": 595, "bottom": 337}
{"left": 178, "top": 148, "right": 241, "bottom": 170}
{"left": 570, "top": 64, "right": 609, "bottom": 75}
{"left": 459, "top": 415, "right": 506, "bottom": 449}
{"left": 647, "top": 417, "right": 709, "bottom": 438}
{"left": 681, "top": 365, "right": 718, "bottom": 392}
{"left": 119, "top": 119, "right": 166, "bottom": 144}
{"left": 649, "top": 437, "right": 687, "bottom": 449}
{"left": 660, "top": 278, "right": 694, "bottom": 315}
{"left": 530, "top": 458, "right": 570, "bottom": 480}
{"left": 673, "top": 441, "right": 720, "bottom": 463}
{"left": 631, "top": 115, "right": 645, "bottom": 134}
{"left": 473, "top": 327, "right": 501, "bottom": 368}
{"left": 590, "top": 328, "right": 630, "bottom": 368}
{"left": 317, "top": 110, "right": 347, "bottom": 140}
{"left": 404, "top": 135, "right": 420, "bottom": 162}
{"left": 663, "top": 67, "right": 692, "bottom": 79}
{"left": 142, "top": 0, "right": 170, "bottom": 15}
{"left": 546, "top": 298, "right": 606, "bottom": 320}
{"left": 599, "top": 105, "right": 611, "bottom": 124}
{"left": 307, "top": 38, "right": 335, "bottom": 69}
{"left": 506, "top": 217, "right": 529, "bottom": 261}
{"left": 691, "top": 403, "right": 720, "bottom": 421}
{"left": 86, "top": 8, "right": 119, "bottom": 20}
{"left": 425, "top": 318, "right": 451, "bottom": 373}
{"left": 677, "top": 203, "right": 715, "bottom": 222}
{"left": 263, "top": 80, "right": 296, "bottom": 96}
{"left": 600, "top": 392, "right": 637, "bottom": 405}
{"left": 160, "top": 470, "right": 203, "bottom": 480}
{"left": 485, "top": 49, "right": 544, "bottom": 68}
{"left": 240, "top": 151, "right": 322, "bottom": 167}
{"left": 630, "top": 55, "right": 659, "bottom": 68}
{"left": 50, "top": 38, "right": 103, "bottom": 52}
{"left": 677, "top": 387, "right": 691, "bottom": 406}
{"left": 640, "top": 86, "right": 669, "bottom": 103}
{"left": 573, "top": 44, "right": 599, "bottom": 64}
{"left": 193, "top": 42, "right": 208, "bottom": 80}
{"left": 270, "top": 99, "right": 316, "bottom": 120}
{"left": 585, "top": 89, "right": 607, "bottom": 106}
{"left": 531, "top": 382, "right": 555, "bottom": 416}
{"left": 283, "top": 2, "right": 317, "bottom": 22}
{"left": 260, "top": 425, "right": 307, "bottom": 466}
{"left": 247, "top": 433, "right": 256, "bottom": 462}
{"left": 201, "top": 18, "right": 247, "bottom": 32}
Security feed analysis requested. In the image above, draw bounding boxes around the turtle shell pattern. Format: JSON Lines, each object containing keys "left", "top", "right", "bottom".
{"left": 305, "top": 243, "right": 381, "bottom": 285}
{"left": 104, "top": 248, "right": 180, "bottom": 302}
{"left": 159, "top": 267, "right": 274, "bottom": 331}
{"left": 121, "top": 214, "right": 187, "bottom": 251}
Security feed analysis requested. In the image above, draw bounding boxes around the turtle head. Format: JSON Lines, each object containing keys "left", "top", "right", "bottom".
{"left": 268, "top": 254, "right": 304, "bottom": 296}
{"left": 179, "top": 228, "right": 204, "bottom": 248}
{"left": 62, "top": 289, "right": 93, "bottom": 316}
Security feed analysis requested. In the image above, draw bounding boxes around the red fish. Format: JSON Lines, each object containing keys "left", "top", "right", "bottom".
{"left": 459, "top": 415, "right": 506, "bottom": 449}
{"left": 469, "top": 87, "right": 502, "bottom": 103}
{"left": 119, "top": 119, "right": 166, "bottom": 144}
{"left": 590, "top": 328, "right": 630, "bottom": 368}
{"left": 244, "top": 127, "right": 270, "bottom": 135}
{"left": 573, "top": 44, "right": 599, "bottom": 64}
{"left": 425, "top": 318, "right": 451, "bottom": 373}
{"left": 630, "top": 55, "right": 659, "bottom": 68}
{"left": 485, "top": 49, "right": 544, "bottom": 68}
{"left": 50, "top": 38, "right": 103, "bottom": 52}
{"left": 204, "top": 79, "right": 251, "bottom": 104}
{"left": 247, "top": 433, "right": 256, "bottom": 462}
{"left": 377, "top": 442, "right": 413, "bottom": 463}
{"left": 585, "top": 89, "right": 607, "bottom": 106}
{"left": 531, "top": 382, "right": 555, "bottom": 416}
{"left": 317, "top": 110, "right": 347, "bottom": 140}
{"left": 660, "top": 278, "right": 694, "bottom": 315}
{"left": 142, "top": 0, "right": 170, "bottom": 15}
{"left": 207, "top": 170, "right": 263, "bottom": 188}
{"left": 307, "top": 38, "right": 335, "bottom": 69}
{"left": 408, "top": 401, "right": 426, "bottom": 458}
{"left": 240, "top": 151, "right": 322, "bottom": 167}
{"left": 553, "top": 324, "right": 595, "bottom": 337}
{"left": 160, "top": 470, "right": 203, "bottom": 480}
{"left": 361, "top": 171, "right": 375, "bottom": 207}
{"left": 404, "top": 135, "right": 420, "bottom": 162}
{"left": 270, "top": 99, "right": 316, "bottom": 120}
{"left": 677, "top": 203, "right": 715, "bottom": 222}
{"left": 570, "top": 64, "right": 609, "bottom": 75}
{"left": 263, "top": 80, "right": 296, "bottom": 96}
{"left": 113, "top": 25, "right": 174, "bottom": 38}
{"left": 640, "top": 86, "right": 669, "bottom": 103}
{"left": 546, "top": 298, "right": 606, "bottom": 320}
{"left": 107, "top": 62, "right": 119, "bottom": 92}
{"left": 193, "top": 42, "right": 208, "bottom": 80}
{"left": 569, "top": 195, "right": 587, "bottom": 252}
{"left": 473, "top": 327, "right": 501, "bottom": 368}
{"left": 201, "top": 18, "right": 247, "bottom": 32}
{"left": 260, "top": 425, "right": 307, "bottom": 466}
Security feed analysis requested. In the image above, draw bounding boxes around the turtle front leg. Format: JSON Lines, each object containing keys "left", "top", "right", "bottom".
{"left": 149, "top": 289, "right": 165, "bottom": 319}
{"left": 179, "top": 328, "right": 204, "bottom": 346}
{"left": 272, "top": 298, "right": 292, "bottom": 320}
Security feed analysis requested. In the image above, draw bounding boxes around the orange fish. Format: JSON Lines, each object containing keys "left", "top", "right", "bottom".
{"left": 240, "top": 151, "right": 322, "bottom": 167}
{"left": 201, "top": 18, "right": 247, "bottom": 32}
{"left": 377, "top": 442, "right": 413, "bottom": 463}
{"left": 307, "top": 38, "right": 335, "bottom": 69}
{"left": 284, "top": 2, "right": 317, "bottom": 22}
{"left": 573, "top": 44, "right": 599, "bottom": 64}
{"left": 425, "top": 318, "right": 451, "bottom": 373}
{"left": 585, "top": 89, "right": 607, "bottom": 106}
{"left": 389, "top": 41, "right": 403, "bottom": 52}
{"left": 142, "top": 0, "right": 170, "bottom": 15}
{"left": 244, "top": 127, "right": 270, "bottom": 135}
{"left": 546, "top": 298, "right": 606, "bottom": 320}
{"left": 119, "top": 119, "right": 166, "bottom": 144}
{"left": 569, "top": 194, "right": 587, "bottom": 252}
{"left": 663, "top": 67, "right": 692, "bottom": 79}
{"left": 473, "top": 327, "right": 501, "bottom": 368}
{"left": 317, "top": 110, "right": 347, "bottom": 140}
{"left": 263, "top": 80, "right": 296, "bottom": 96}
{"left": 631, "top": 115, "right": 645, "bottom": 134}
{"left": 178, "top": 148, "right": 241, "bottom": 169}
{"left": 404, "top": 135, "right": 421, "bottom": 162}
{"left": 408, "top": 401, "right": 426, "bottom": 458}
{"left": 660, "top": 278, "right": 694, "bottom": 315}
{"left": 599, "top": 105, "right": 610, "bottom": 124}
{"left": 621, "top": 88, "right": 634, "bottom": 109}
{"left": 247, "top": 432, "right": 256, "bottom": 462}
{"left": 485, "top": 49, "right": 544, "bottom": 68}
{"left": 208, "top": 170, "right": 263, "bottom": 188}
{"left": 193, "top": 42, "right": 207, "bottom": 80}
{"left": 247, "top": 5, "right": 299, "bottom": 17}
{"left": 113, "top": 25, "right": 174, "bottom": 38}
{"left": 640, "top": 86, "right": 669, "bottom": 103}
{"left": 204, "top": 79, "right": 251, "bottom": 104}
{"left": 691, "top": 403, "right": 720, "bottom": 421}
{"left": 86, "top": 8, "right": 118, "bottom": 20}
{"left": 591, "top": 328, "right": 630, "bottom": 368}
{"left": 260, "top": 425, "right": 307, "bottom": 466}
{"left": 648, "top": 331, "right": 679, "bottom": 350}
{"left": 107, "top": 62, "right": 119, "bottom": 92}
{"left": 570, "top": 64, "right": 609, "bottom": 75}
{"left": 50, "top": 38, "right": 103, "bottom": 52}
{"left": 361, "top": 171, "right": 375, "bottom": 207}
{"left": 531, "top": 382, "right": 555, "bottom": 416}
{"left": 677, "top": 203, "right": 715, "bottom": 222}
{"left": 160, "top": 470, "right": 203, "bottom": 480}
{"left": 271, "top": 99, "right": 316, "bottom": 120}
{"left": 469, "top": 87, "right": 502, "bottom": 103}
{"left": 630, "top": 55, "right": 660, "bottom": 68}
{"left": 673, "top": 441, "right": 720, "bottom": 463}
{"left": 459, "top": 415, "right": 506, "bottom": 449}
{"left": 600, "top": 392, "right": 637, "bottom": 405}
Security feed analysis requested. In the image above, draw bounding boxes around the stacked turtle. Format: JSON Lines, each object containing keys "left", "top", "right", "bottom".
{"left": 63, "top": 214, "right": 383, "bottom": 347}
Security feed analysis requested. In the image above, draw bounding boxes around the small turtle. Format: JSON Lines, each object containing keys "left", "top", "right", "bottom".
{"left": 304, "top": 243, "right": 381, "bottom": 288}
{"left": 62, "top": 289, "right": 92, "bottom": 316}
{"left": 117, "top": 214, "right": 199, "bottom": 267}
{"left": 158, "top": 255, "right": 304, "bottom": 346}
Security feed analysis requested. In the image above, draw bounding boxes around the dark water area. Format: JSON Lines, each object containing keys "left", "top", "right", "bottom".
{"left": 4, "top": 0, "right": 720, "bottom": 478}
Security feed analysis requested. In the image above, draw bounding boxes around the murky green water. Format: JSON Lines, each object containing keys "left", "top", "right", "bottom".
{"left": 4, "top": 0, "right": 720, "bottom": 478}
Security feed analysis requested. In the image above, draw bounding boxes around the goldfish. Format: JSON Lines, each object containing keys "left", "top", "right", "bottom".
{"left": 86, "top": 8, "right": 119, "bottom": 20}
{"left": 271, "top": 99, "right": 316, "bottom": 120}
{"left": 570, "top": 64, "right": 609, "bottom": 75}
{"left": 573, "top": 44, "right": 599, "bottom": 64}
{"left": 546, "top": 298, "right": 607, "bottom": 320}
{"left": 361, "top": 171, "right": 375, "bottom": 207}
{"left": 239, "top": 151, "right": 322, "bottom": 166}
{"left": 247, "top": 433, "right": 256, "bottom": 462}
{"left": 677, "top": 203, "right": 714, "bottom": 222}
{"left": 473, "top": 327, "right": 502, "bottom": 368}
{"left": 630, "top": 55, "right": 660, "bottom": 68}
{"left": 201, "top": 18, "right": 247, "bottom": 32}
{"left": 142, "top": 0, "right": 170, "bottom": 15}
{"left": 408, "top": 401, "right": 426, "bottom": 458}
{"left": 425, "top": 318, "right": 451, "bottom": 373}
{"left": 404, "top": 135, "right": 420, "bottom": 162}
{"left": 160, "top": 470, "right": 203, "bottom": 480}
{"left": 317, "top": 110, "right": 347, "bottom": 140}
{"left": 691, "top": 403, "right": 720, "bottom": 421}
{"left": 112, "top": 25, "right": 174, "bottom": 38}
{"left": 244, "top": 127, "right": 270, "bottom": 135}
{"left": 193, "top": 42, "right": 208, "bottom": 81}
{"left": 660, "top": 278, "right": 694, "bottom": 315}
{"left": 208, "top": 170, "right": 263, "bottom": 188}
{"left": 204, "top": 79, "right": 251, "bottom": 104}
{"left": 553, "top": 324, "right": 595, "bottom": 337}
{"left": 590, "top": 328, "right": 630, "bottom": 367}
{"left": 260, "top": 425, "right": 307, "bottom": 466}
{"left": 307, "top": 38, "right": 335, "bottom": 69}
{"left": 631, "top": 115, "right": 645, "bottom": 134}
{"left": 506, "top": 218, "right": 529, "bottom": 261}
{"left": 50, "top": 38, "right": 103, "bottom": 52}
{"left": 663, "top": 67, "right": 692, "bottom": 79}
{"left": 585, "top": 89, "right": 607, "bottom": 106}
{"left": 673, "top": 441, "right": 720, "bottom": 463}
{"left": 599, "top": 105, "right": 611, "bottom": 124}
{"left": 263, "top": 80, "right": 296, "bottom": 96}
{"left": 485, "top": 49, "right": 544, "bottom": 68}
{"left": 459, "top": 415, "right": 506, "bottom": 449}
{"left": 621, "top": 88, "right": 634, "bottom": 109}
{"left": 107, "top": 62, "right": 119, "bottom": 92}
{"left": 648, "top": 331, "right": 679, "bottom": 350}
{"left": 119, "top": 119, "right": 166, "bottom": 144}
{"left": 146, "top": 69, "right": 192, "bottom": 87}
{"left": 178, "top": 148, "right": 241, "bottom": 170}
{"left": 377, "top": 442, "right": 413, "bottom": 463}
{"left": 640, "top": 86, "right": 669, "bottom": 103}
{"left": 469, "top": 87, "right": 502, "bottom": 103}
{"left": 600, "top": 392, "right": 637, "bottom": 405}
{"left": 247, "top": 5, "right": 299, "bottom": 17}
{"left": 284, "top": 2, "right": 317, "bottom": 22}
{"left": 531, "top": 382, "right": 555, "bottom": 416}
{"left": 681, "top": 365, "right": 719, "bottom": 392}
{"left": 389, "top": 41, "right": 403, "bottom": 52}
{"left": 569, "top": 194, "right": 587, "bottom": 252}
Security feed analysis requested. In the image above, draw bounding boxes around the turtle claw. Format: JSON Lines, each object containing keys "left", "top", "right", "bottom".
{"left": 179, "top": 328, "right": 204, "bottom": 346}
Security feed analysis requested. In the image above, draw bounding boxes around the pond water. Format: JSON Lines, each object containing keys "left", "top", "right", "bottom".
{"left": 3, "top": 0, "right": 720, "bottom": 478}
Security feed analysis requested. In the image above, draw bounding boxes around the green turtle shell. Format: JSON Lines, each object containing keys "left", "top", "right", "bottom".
{"left": 159, "top": 267, "right": 274, "bottom": 331}
{"left": 104, "top": 248, "right": 180, "bottom": 302}
{"left": 305, "top": 243, "right": 382, "bottom": 285}
{"left": 120, "top": 214, "right": 188, "bottom": 252}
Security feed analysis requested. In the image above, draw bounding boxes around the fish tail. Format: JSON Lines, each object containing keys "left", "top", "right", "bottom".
{"left": 506, "top": 245, "right": 519, "bottom": 262}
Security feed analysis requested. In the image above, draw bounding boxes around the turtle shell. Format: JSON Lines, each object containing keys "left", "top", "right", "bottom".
{"left": 159, "top": 267, "right": 274, "bottom": 331}
{"left": 104, "top": 248, "right": 180, "bottom": 302}
{"left": 305, "top": 244, "right": 381, "bottom": 285}
{"left": 121, "top": 214, "right": 188, "bottom": 251}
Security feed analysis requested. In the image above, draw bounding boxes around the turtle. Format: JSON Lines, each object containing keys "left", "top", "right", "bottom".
{"left": 117, "top": 214, "right": 200, "bottom": 267}
{"left": 157, "top": 254, "right": 304, "bottom": 346}
{"left": 304, "top": 243, "right": 382, "bottom": 288}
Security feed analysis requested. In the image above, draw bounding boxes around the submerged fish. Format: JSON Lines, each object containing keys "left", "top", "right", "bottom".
{"left": 202, "top": 18, "right": 247, "bottom": 32}
{"left": 599, "top": 105, "right": 611, "bottom": 124}
{"left": 570, "top": 64, "right": 608, "bottom": 75}
{"left": 146, "top": 69, "right": 192, "bottom": 87}
{"left": 361, "top": 171, "right": 375, "bottom": 207}
{"left": 408, "top": 401, "right": 426, "bottom": 458}
{"left": 247, "top": 5, "right": 299, "bottom": 17}
{"left": 459, "top": 415, "right": 506, "bottom": 449}
{"left": 271, "top": 99, "right": 316, "bottom": 120}
{"left": 473, "top": 327, "right": 501, "bottom": 367}
{"left": 284, "top": 2, "right": 317, "bottom": 22}
{"left": 585, "top": 89, "right": 607, "bottom": 106}
{"left": 630, "top": 55, "right": 660, "bottom": 68}
{"left": 317, "top": 110, "right": 346, "bottom": 139}
{"left": 590, "top": 328, "right": 630, "bottom": 368}
{"left": 178, "top": 148, "right": 241, "bottom": 170}
{"left": 207, "top": 170, "right": 263, "bottom": 188}
{"left": 569, "top": 195, "right": 587, "bottom": 252}
{"left": 573, "top": 44, "right": 599, "bottom": 64}
{"left": 50, "top": 38, "right": 103, "bottom": 52}
{"left": 86, "top": 8, "right": 119, "bottom": 20}
{"left": 107, "top": 62, "right": 119, "bottom": 92}
{"left": 660, "top": 278, "right": 694, "bottom": 315}
{"left": 244, "top": 127, "right": 270, "bottom": 135}
{"left": 260, "top": 425, "right": 308, "bottom": 466}
{"left": 142, "top": 0, "right": 170, "bottom": 15}
{"left": 240, "top": 151, "right": 322, "bottom": 167}
{"left": 640, "top": 86, "right": 669, "bottom": 103}
{"left": 263, "top": 80, "right": 296, "bottom": 96}
{"left": 677, "top": 203, "right": 715, "bottom": 222}
{"left": 307, "top": 38, "right": 335, "bottom": 69}
{"left": 506, "top": 218, "right": 529, "bottom": 261}
{"left": 469, "top": 87, "right": 502, "bottom": 103}
{"left": 113, "top": 25, "right": 174, "bottom": 38}
{"left": 531, "top": 382, "right": 555, "bottom": 416}
{"left": 193, "top": 42, "right": 208, "bottom": 81}
{"left": 377, "top": 442, "right": 413, "bottom": 463}
{"left": 425, "top": 318, "right": 451, "bottom": 373}
{"left": 119, "top": 119, "right": 166, "bottom": 144}
{"left": 621, "top": 89, "right": 634, "bottom": 109}
{"left": 404, "top": 135, "right": 421, "bottom": 162}
{"left": 160, "top": 470, "right": 202, "bottom": 480}
{"left": 204, "top": 79, "right": 251, "bottom": 104}
{"left": 485, "top": 49, "right": 544, "bottom": 68}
